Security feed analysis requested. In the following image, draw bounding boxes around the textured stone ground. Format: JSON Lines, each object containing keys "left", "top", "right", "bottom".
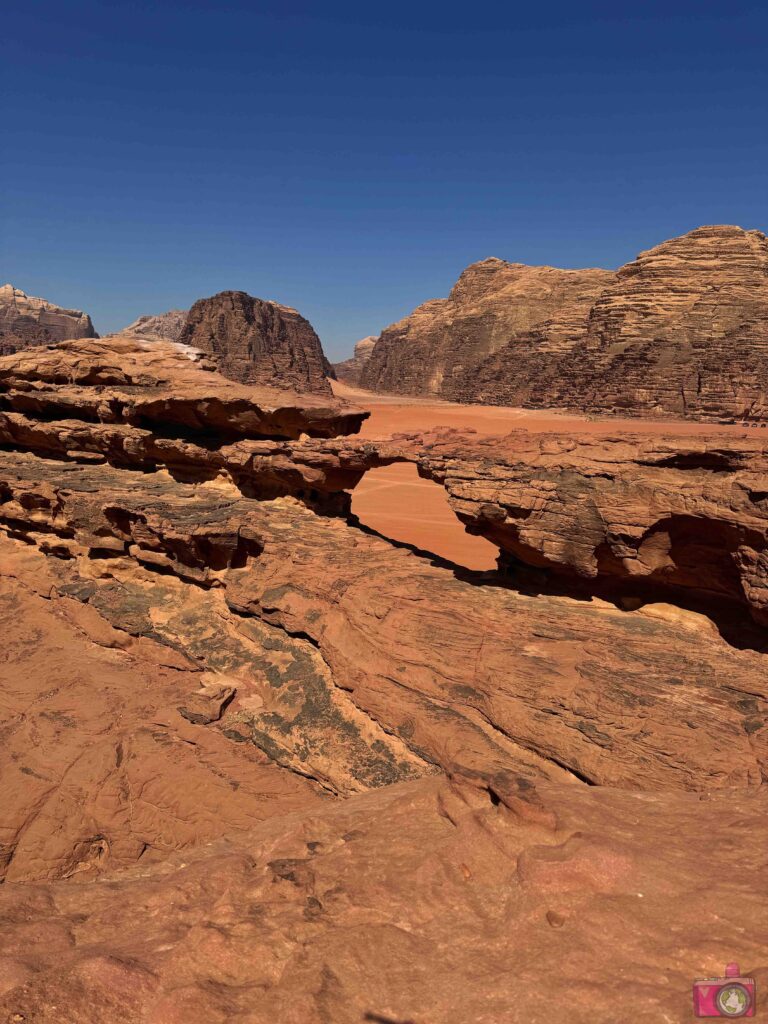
{"left": 0, "top": 336, "right": 766, "bottom": 1022}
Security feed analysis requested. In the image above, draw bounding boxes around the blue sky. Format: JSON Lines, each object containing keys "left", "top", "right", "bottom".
{"left": 2, "top": 1, "right": 766, "bottom": 359}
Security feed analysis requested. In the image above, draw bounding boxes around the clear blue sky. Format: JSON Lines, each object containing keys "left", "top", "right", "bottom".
{"left": 2, "top": 1, "right": 766, "bottom": 360}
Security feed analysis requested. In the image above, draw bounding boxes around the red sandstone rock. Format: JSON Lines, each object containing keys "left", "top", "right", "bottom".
{"left": 361, "top": 259, "right": 612, "bottom": 398}
{"left": 392, "top": 428, "right": 768, "bottom": 629}
{"left": 0, "top": 767, "right": 765, "bottom": 1023}
{"left": 0, "top": 284, "right": 97, "bottom": 355}
{"left": 179, "top": 290, "right": 334, "bottom": 394}
{"left": 2, "top": 341, "right": 768, "bottom": 626}
{"left": 360, "top": 225, "right": 768, "bottom": 421}
{"left": 523, "top": 225, "right": 768, "bottom": 419}
{"left": 1, "top": 321, "right": 768, "bottom": 1022}
{"left": 0, "top": 334, "right": 368, "bottom": 440}
{"left": 0, "top": 452, "right": 764, "bottom": 804}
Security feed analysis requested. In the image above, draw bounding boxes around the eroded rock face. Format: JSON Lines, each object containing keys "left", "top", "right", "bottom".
{"left": 1, "top": 324, "right": 767, "bottom": 1022}
{"left": 524, "top": 225, "right": 768, "bottom": 419}
{"left": 333, "top": 335, "right": 377, "bottom": 385}
{"left": 361, "top": 260, "right": 613, "bottom": 397}
{"left": 393, "top": 429, "right": 768, "bottom": 630}
{"left": 120, "top": 308, "right": 187, "bottom": 342}
{"left": 0, "top": 334, "right": 368, "bottom": 442}
{"left": 179, "top": 290, "right": 334, "bottom": 395}
{"left": 0, "top": 451, "right": 764, "bottom": 804}
{"left": 0, "top": 284, "right": 97, "bottom": 355}
{"left": 361, "top": 225, "right": 768, "bottom": 421}
{"left": 2, "top": 339, "right": 767, "bottom": 627}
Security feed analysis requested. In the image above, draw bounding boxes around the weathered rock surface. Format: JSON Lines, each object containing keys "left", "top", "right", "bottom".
{"left": 1, "top": 323, "right": 768, "bottom": 1022}
{"left": 361, "top": 225, "right": 768, "bottom": 421}
{"left": 0, "top": 334, "right": 368, "bottom": 442}
{"left": 361, "top": 260, "right": 612, "bottom": 398}
{"left": 2, "top": 339, "right": 767, "bottom": 627}
{"left": 0, "top": 451, "right": 764, "bottom": 805}
{"left": 392, "top": 429, "right": 768, "bottom": 630}
{"left": 120, "top": 308, "right": 187, "bottom": 342}
{"left": 1, "top": 767, "right": 766, "bottom": 1024}
{"left": 518, "top": 224, "right": 768, "bottom": 419}
{"left": 0, "top": 284, "right": 97, "bottom": 355}
{"left": 333, "top": 335, "right": 377, "bottom": 385}
{"left": 179, "top": 290, "right": 334, "bottom": 395}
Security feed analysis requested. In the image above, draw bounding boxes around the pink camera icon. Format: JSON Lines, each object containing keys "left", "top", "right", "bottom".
{"left": 693, "top": 962, "right": 755, "bottom": 1017}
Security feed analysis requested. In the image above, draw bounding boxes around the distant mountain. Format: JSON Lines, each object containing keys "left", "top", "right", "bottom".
{"left": 360, "top": 225, "right": 768, "bottom": 421}
{"left": 0, "top": 284, "right": 97, "bottom": 355}
{"left": 179, "top": 290, "right": 334, "bottom": 395}
{"left": 121, "top": 309, "right": 188, "bottom": 343}
{"left": 333, "top": 336, "right": 377, "bottom": 386}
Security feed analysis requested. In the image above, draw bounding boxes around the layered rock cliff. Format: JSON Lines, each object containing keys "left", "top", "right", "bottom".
{"left": 361, "top": 260, "right": 613, "bottom": 397}
{"left": 0, "top": 283, "right": 97, "bottom": 354}
{"left": 527, "top": 224, "right": 768, "bottom": 419}
{"left": 179, "top": 290, "right": 334, "bottom": 395}
{"left": 360, "top": 225, "right": 768, "bottom": 421}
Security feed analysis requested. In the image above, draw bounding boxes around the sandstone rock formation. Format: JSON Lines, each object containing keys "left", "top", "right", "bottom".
{"left": 121, "top": 308, "right": 187, "bottom": 342}
{"left": 361, "top": 260, "right": 612, "bottom": 398}
{"left": 361, "top": 225, "right": 768, "bottom": 421}
{"left": 333, "top": 335, "right": 376, "bottom": 385}
{"left": 0, "top": 729, "right": 765, "bottom": 1024}
{"left": 179, "top": 290, "right": 334, "bottom": 395}
{"left": 0, "top": 284, "right": 97, "bottom": 355}
{"left": 391, "top": 428, "right": 768, "bottom": 631}
{"left": 0, "top": 334, "right": 368, "bottom": 442}
{"left": 0, "top": 333, "right": 767, "bottom": 1021}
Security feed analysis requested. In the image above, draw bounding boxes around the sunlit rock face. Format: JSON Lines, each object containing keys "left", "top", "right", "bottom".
{"left": 121, "top": 308, "right": 188, "bottom": 342}
{"left": 362, "top": 225, "right": 768, "bottom": 421}
{"left": 361, "top": 259, "right": 613, "bottom": 398}
{"left": 333, "top": 335, "right": 377, "bottom": 385}
{"left": 0, "top": 283, "right": 97, "bottom": 355}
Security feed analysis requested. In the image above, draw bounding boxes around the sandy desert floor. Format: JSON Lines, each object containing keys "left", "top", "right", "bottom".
{"left": 334, "top": 380, "right": 765, "bottom": 571}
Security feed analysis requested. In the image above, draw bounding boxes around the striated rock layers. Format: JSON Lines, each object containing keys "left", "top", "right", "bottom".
{"left": 0, "top": 334, "right": 367, "bottom": 442}
{"left": 388, "top": 428, "right": 768, "bottom": 631}
{"left": 0, "top": 283, "right": 97, "bottom": 355}
{"left": 179, "top": 290, "right": 334, "bottom": 395}
{"left": 120, "top": 308, "right": 188, "bottom": 342}
{"left": 0, "top": 336, "right": 767, "bottom": 1021}
{"left": 333, "top": 335, "right": 377, "bottom": 385}
{"left": 361, "top": 260, "right": 612, "bottom": 398}
{"left": 361, "top": 225, "right": 768, "bottom": 421}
